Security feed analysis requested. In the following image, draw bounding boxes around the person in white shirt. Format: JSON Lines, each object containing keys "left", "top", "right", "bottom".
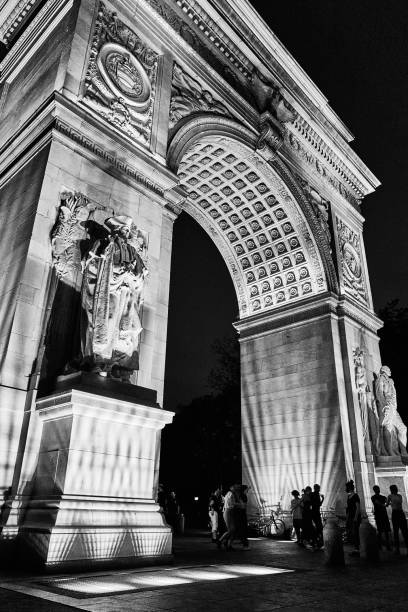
{"left": 218, "top": 485, "right": 239, "bottom": 550}
{"left": 291, "top": 490, "right": 304, "bottom": 546}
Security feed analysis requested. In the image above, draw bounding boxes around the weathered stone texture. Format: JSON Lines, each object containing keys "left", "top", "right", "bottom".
{"left": 241, "top": 315, "right": 346, "bottom": 511}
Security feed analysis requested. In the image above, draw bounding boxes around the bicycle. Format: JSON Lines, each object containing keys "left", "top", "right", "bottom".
{"left": 248, "top": 500, "right": 287, "bottom": 538}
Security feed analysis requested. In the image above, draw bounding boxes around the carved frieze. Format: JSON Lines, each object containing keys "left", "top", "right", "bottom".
{"left": 336, "top": 217, "right": 368, "bottom": 305}
{"left": 169, "top": 64, "right": 229, "bottom": 128}
{"left": 82, "top": 2, "right": 158, "bottom": 146}
{"left": 287, "top": 131, "right": 359, "bottom": 208}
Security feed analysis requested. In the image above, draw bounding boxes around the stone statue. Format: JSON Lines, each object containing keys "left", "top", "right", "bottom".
{"left": 353, "top": 348, "right": 370, "bottom": 438}
{"left": 81, "top": 215, "right": 148, "bottom": 382}
{"left": 374, "top": 366, "right": 408, "bottom": 457}
{"left": 353, "top": 347, "right": 380, "bottom": 453}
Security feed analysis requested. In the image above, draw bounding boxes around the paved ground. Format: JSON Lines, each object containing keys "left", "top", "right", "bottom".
{"left": 1, "top": 532, "right": 408, "bottom": 611}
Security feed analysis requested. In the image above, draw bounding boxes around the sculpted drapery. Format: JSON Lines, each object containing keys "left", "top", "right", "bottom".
{"left": 374, "top": 366, "right": 408, "bottom": 457}
{"left": 81, "top": 215, "right": 148, "bottom": 381}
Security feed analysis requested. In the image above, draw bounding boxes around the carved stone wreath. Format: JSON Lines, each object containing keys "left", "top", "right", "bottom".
{"left": 82, "top": 2, "right": 158, "bottom": 145}
{"left": 336, "top": 217, "right": 368, "bottom": 305}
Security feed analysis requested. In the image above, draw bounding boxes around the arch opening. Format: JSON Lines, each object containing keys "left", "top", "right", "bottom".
{"left": 172, "top": 132, "right": 329, "bottom": 318}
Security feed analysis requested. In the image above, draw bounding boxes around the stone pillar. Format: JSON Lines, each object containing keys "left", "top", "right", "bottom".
{"left": 5, "top": 375, "right": 174, "bottom": 569}
{"left": 237, "top": 293, "right": 382, "bottom": 515}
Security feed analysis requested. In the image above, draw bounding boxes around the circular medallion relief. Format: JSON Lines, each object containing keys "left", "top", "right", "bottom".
{"left": 97, "top": 43, "right": 151, "bottom": 110}
{"left": 343, "top": 242, "right": 362, "bottom": 278}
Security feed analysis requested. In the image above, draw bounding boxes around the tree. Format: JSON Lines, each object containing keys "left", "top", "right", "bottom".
{"left": 378, "top": 299, "right": 408, "bottom": 420}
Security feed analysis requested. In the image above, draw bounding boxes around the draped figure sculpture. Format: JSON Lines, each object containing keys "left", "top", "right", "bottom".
{"left": 353, "top": 347, "right": 380, "bottom": 454}
{"left": 81, "top": 215, "right": 148, "bottom": 382}
{"left": 374, "top": 366, "right": 408, "bottom": 457}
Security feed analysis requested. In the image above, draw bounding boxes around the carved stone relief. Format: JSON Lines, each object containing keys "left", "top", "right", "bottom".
{"left": 169, "top": 64, "right": 230, "bottom": 128}
{"left": 177, "top": 137, "right": 327, "bottom": 315}
{"left": 353, "top": 346, "right": 380, "bottom": 453}
{"left": 374, "top": 365, "right": 408, "bottom": 457}
{"left": 82, "top": 2, "right": 158, "bottom": 145}
{"left": 50, "top": 190, "right": 149, "bottom": 380}
{"left": 296, "top": 176, "right": 332, "bottom": 246}
{"left": 336, "top": 217, "right": 368, "bottom": 305}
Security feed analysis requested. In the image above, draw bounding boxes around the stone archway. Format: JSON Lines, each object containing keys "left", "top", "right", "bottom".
{"left": 167, "top": 116, "right": 349, "bottom": 511}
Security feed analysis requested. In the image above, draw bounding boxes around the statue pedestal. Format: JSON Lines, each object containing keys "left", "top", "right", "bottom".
{"left": 14, "top": 380, "right": 174, "bottom": 570}
{"left": 375, "top": 456, "right": 408, "bottom": 506}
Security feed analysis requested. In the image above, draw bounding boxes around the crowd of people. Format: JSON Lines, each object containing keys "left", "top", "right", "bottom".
{"left": 155, "top": 478, "right": 408, "bottom": 557}
{"left": 157, "top": 484, "right": 182, "bottom": 533}
{"left": 290, "top": 484, "right": 324, "bottom": 550}
{"left": 208, "top": 484, "right": 250, "bottom": 550}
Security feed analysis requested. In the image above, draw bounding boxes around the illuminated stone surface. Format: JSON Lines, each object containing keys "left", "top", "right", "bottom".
{"left": 0, "top": 0, "right": 405, "bottom": 570}
{"left": 13, "top": 387, "right": 174, "bottom": 568}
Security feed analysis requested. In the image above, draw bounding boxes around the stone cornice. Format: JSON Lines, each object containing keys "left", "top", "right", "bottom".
{"left": 0, "top": 0, "right": 73, "bottom": 80}
{"left": 235, "top": 292, "right": 382, "bottom": 339}
{"left": 142, "top": 0, "right": 379, "bottom": 199}
{"left": 0, "top": 0, "right": 39, "bottom": 43}
{"left": 0, "top": 93, "right": 181, "bottom": 200}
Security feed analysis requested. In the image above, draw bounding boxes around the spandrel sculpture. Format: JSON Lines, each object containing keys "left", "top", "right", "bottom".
{"left": 374, "top": 366, "right": 408, "bottom": 457}
{"left": 81, "top": 215, "right": 148, "bottom": 382}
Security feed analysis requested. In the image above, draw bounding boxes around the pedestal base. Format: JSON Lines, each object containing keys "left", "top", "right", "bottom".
{"left": 3, "top": 383, "right": 174, "bottom": 569}
{"left": 375, "top": 457, "right": 408, "bottom": 506}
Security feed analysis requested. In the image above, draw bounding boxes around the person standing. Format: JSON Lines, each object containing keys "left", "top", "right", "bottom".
{"left": 291, "top": 490, "right": 304, "bottom": 546}
{"left": 387, "top": 484, "right": 408, "bottom": 555}
{"left": 166, "top": 490, "right": 180, "bottom": 533}
{"left": 301, "top": 486, "right": 316, "bottom": 548}
{"left": 345, "top": 480, "right": 361, "bottom": 555}
{"left": 236, "top": 485, "right": 250, "bottom": 549}
{"left": 218, "top": 485, "right": 238, "bottom": 550}
{"left": 311, "top": 484, "right": 324, "bottom": 548}
{"left": 371, "top": 485, "right": 391, "bottom": 550}
{"left": 209, "top": 489, "right": 223, "bottom": 543}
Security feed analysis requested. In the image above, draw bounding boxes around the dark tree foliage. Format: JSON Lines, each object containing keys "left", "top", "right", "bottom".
{"left": 378, "top": 299, "right": 408, "bottom": 420}
{"left": 160, "top": 336, "right": 241, "bottom": 525}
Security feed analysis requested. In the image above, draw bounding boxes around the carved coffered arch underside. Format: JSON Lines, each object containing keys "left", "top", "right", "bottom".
{"left": 168, "top": 115, "right": 338, "bottom": 317}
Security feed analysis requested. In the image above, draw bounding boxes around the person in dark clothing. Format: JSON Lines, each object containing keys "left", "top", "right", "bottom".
{"left": 371, "top": 485, "right": 391, "bottom": 550}
{"left": 387, "top": 484, "right": 408, "bottom": 555}
{"left": 166, "top": 491, "right": 180, "bottom": 532}
{"left": 209, "top": 488, "right": 224, "bottom": 543}
{"left": 311, "top": 484, "right": 324, "bottom": 548}
{"left": 157, "top": 483, "right": 166, "bottom": 512}
{"left": 291, "top": 490, "right": 304, "bottom": 546}
{"left": 0, "top": 487, "right": 12, "bottom": 535}
{"left": 345, "top": 479, "right": 361, "bottom": 554}
{"left": 235, "top": 485, "right": 249, "bottom": 549}
{"left": 301, "top": 486, "right": 316, "bottom": 548}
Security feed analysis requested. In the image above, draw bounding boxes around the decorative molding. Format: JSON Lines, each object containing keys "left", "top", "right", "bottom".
{"left": 169, "top": 63, "right": 230, "bottom": 128}
{"left": 295, "top": 174, "right": 332, "bottom": 246}
{"left": 256, "top": 112, "right": 284, "bottom": 162}
{"left": 144, "top": 0, "right": 252, "bottom": 102}
{"left": 141, "top": 0, "right": 377, "bottom": 205}
{"left": 0, "top": 0, "right": 73, "bottom": 80}
{"left": 0, "top": 0, "right": 38, "bottom": 43}
{"left": 82, "top": 2, "right": 159, "bottom": 146}
{"left": 54, "top": 119, "right": 164, "bottom": 196}
{"left": 290, "top": 117, "right": 365, "bottom": 197}
{"left": 336, "top": 216, "right": 368, "bottom": 306}
{"left": 285, "top": 130, "right": 359, "bottom": 208}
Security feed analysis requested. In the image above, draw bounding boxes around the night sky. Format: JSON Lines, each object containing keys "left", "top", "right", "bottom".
{"left": 163, "top": 0, "right": 408, "bottom": 412}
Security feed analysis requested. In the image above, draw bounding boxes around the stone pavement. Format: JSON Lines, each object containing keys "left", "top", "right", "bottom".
{"left": 1, "top": 532, "right": 408, "bottom": 611}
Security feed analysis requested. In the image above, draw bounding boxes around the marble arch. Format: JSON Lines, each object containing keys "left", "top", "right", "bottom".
{"left": 0, "top": 0, "right": 404, "bottom": 569}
